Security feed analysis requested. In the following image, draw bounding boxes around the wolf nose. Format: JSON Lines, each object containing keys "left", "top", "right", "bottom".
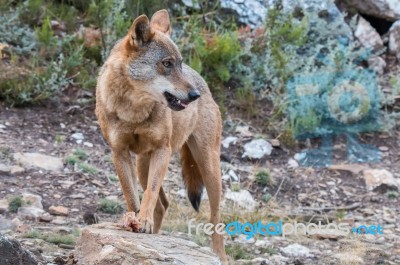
{"left": 188, "top": 90, "right": 200, "bottom": 101}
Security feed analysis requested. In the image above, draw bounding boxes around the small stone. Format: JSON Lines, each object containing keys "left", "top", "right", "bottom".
{"left": 355, "top": 17, "right": 383, "bottom": 50}
{"left": 280, "top": 243, "right": 312, "bottom": 258}
{"left": 39, "top": 213, "right": 53, "bottom": 222}
{"left": 10, "top": 166, "right": 24, "bottom": 175}
{"left": 52, "top": 216, "right": 68, "bottom": 225}
{"left": 224, "top": 189, "right": 256, "bottom": 210}
{"left": 49, "top": 205, "right": 69, "bottom": 216}
{"left": 221, "top": 136, "right": 238, "bottom": 148}
{"left": 0, "top": 199, "right": 8, "bottom": 213}
{"left": 11, "top": 217, "right": 22, "bottom": 231}
{"left": 22, "top": 193, "right": 43, "bottom": 209}
{"left": 0, "top": 164, "right": 11, "bottom": 174}
{"left": 0, "top": 216, "right": 13, "bottom": 231}
{"left": 228, "top": 169, "right": 239, "bottom": 181}
{"left": 71, "top": 132, "right": 84, "bottom": 140}
{"left": 367, "top": 56, "right": 386, "bottom": 75}
{"left": 269, "top": 139, "right": 280, "bottom": 147}
{"left": 70, "top": 193, "right": 85, "bottom": 199}
{"left": 242, "top": 139, "right": 273, "bottom": 159}
{"left": 53, "top": 194, "right": 61, "bottom": 199}
{"left": 83, "top": 141, "right": 93, "bottom": 147}
{"left": 379, "top": 146, "right": 389, "bottom": 152}
{"left": 13, "top": 152, "right": 63, "bottom": 171}
{"left": 17, "top": 207, "right": 45, "bottom": 220}
{"left": 288, "top": 158, "right": 299, "bottom": 169}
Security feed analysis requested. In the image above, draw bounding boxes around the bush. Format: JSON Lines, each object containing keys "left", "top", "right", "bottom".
{"left": 8, "top": 196, "right": 24, "bottom": 213}
{"left": 98, "top": 198, "right": 123, "bottom": 214}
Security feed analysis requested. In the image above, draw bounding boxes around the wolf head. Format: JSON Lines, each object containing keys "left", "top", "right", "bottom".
{"left": 125, "top": 10, "right": 200, "bottom": 111}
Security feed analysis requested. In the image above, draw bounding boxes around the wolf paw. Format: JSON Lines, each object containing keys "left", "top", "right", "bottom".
{"left": 137, "top": 213, "right": 154, "bottom": 234}
{"left": 121, "top": 212, "right": 141, "bottom": 232}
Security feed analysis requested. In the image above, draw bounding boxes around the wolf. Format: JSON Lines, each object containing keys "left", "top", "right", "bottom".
{"left": 95, "top": 9, "right": 227, "bottom": 262}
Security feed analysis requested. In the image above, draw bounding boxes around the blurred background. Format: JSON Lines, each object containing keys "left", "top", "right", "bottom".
{"left": 0, "top": 0, "right": 399, "bottom": 264}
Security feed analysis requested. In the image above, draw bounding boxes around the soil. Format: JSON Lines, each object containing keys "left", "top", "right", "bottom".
{"left": 0, "top": 99, "right": 400, "bottom": 265}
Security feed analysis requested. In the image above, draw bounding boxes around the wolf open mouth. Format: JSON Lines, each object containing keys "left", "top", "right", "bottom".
{"left": 164, "top": 92, "right": 190, "bottom": 111}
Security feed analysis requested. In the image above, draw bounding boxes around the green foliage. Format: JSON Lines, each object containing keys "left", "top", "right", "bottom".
{"left": 22, "top": 229, "right": 41, "bottom": 239}
{"left": 73, "top": 148, "right": 88, "bottom": 160}
{"left": 78, "top": 163, "right": 98, "bottom": 174}
{"left": 255, "top": 169, "right": 273, "bottom": 186}
{"left": 98, "top": 198, "right": 123, "bottom": 214}
{"left": 8, "top": 196, "right": 23, "bottom": 213}
{"left": 44, "top": 233, "right": 76, "bottom": 245}
{"left": 261, "top": 193, "right": 272, "bottom": 202}
{"left": 226, "top": 244, "right": 253, "bottom": 260}
{"left": 386, "top": 191, "right": 399, "bottom": 200}
{"left": 36, "top": 16, "right": 56, "bottom": 46}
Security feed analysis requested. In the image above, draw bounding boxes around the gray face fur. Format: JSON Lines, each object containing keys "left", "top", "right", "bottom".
{"left": 128, "top": 37, "right": 182, "bottom": 81}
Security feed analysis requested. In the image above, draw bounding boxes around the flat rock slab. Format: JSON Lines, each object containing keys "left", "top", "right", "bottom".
{"left": 75, "top": 223, "right": 221, "bottom": 265}
{"left": 13, "top": 152, "right": 63, "bottom": 171}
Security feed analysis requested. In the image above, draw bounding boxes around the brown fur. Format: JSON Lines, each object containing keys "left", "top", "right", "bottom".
{"left": 95, "top": 9, "right": 227, "bottom": 263}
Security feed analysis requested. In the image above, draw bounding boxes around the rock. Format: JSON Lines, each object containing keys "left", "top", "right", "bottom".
{"left": 0, "top": 163, "right": 11, "bottom": 174}
{"left": 280, "top": 243, "right": 312, "bottom": 258}
{"left": 17, "top": 207, "right": 45, "bottom": 220}
{"left": 389, "top": 20, "right": 400, "bottom": 60}
{"left": 362, "top": 169, "right": 400, "bottom": 191}
{"left": 342, "top": 0, "right": 400, "bottom": 21}
{"left": 52, "top": 216, "right": 68, "bottom": 225}
{"left": 49, "top": 205, "right": 69, "bottom": 216}
{"left": 0, "top": 234, "right": 41, "bottom": 265}
{"left": 75, "top": 224, "right": 222, "bottom": 265}
{"left": 0, "top": 164, "right": 25, "bottom": 175}
{"left": 224, "top": 189, "right": 256, "bottom": 210}
{"left": 242, "top": 139, "right": 273, "bottom": 159}
{"left": 220, "top": 0, "right": 267, "bottom": 27}
{"left": 221, "top": 136, "right": 238, "bottom": 148}
{"left": 0, "top": 216, "right": 13, "bottom": 231}
{"left": 288, "top": 158, "right": 299, "bottom": 169}
{"left": 228, "top": 169, "right": 239, "bottom": 181}
{"left": 269, "top": 139, "right": 280, "bottom": 147}
{"left": 39, "top": 213, "right": 54, "bottom": 222}
{"left": 13, "top": 152, "right": 63, "bottom": 171}
{"left": 22, "top": 193, "right": 43, "bottom": 209}
{"left": 0, "top": 199, "right": 8, "bottom": 213}
{"left": 367, "top": 56, "right": 386, "bottom": 75}
{"left": 10, "top": 166, "right": 24, "bottom": 175}
{"left": 355, "top": 17, "right": 383, "bottom": 50}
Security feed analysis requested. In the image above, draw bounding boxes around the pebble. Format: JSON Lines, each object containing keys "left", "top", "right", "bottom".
{"left": 49, "top": 205, "right": 69, "bottom": 216}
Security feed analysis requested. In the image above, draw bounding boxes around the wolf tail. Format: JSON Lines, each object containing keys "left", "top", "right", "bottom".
{"left": 181, "top": 143, "right": 204, "bottom": 212}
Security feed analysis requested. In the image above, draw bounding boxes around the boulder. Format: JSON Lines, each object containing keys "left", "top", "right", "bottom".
{"left": 341, "top": 0, "right": 400, "bottom": 21}
{"left": 0, "top": 234, "right": 41, "bottom": 265}
{"left": 389, "top": 20, "right": 400, "bottom": 60}
{"left": 75, "top": 224, "right": 222, "bottom": 265}
{"left": 355, "top": 17, "right": 383, "bottom": 50}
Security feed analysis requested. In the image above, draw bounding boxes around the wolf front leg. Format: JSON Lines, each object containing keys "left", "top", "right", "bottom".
{"left": 138, "top": 146, "right": 171, "bottom": 233}
{"left": 112, "top": 148, "right": 141, "bottom": 213}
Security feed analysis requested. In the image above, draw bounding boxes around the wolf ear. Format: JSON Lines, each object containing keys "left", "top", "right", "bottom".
{"left": 129, "top": 15, "right": 154, "bottom": 47}
{"left": 150, "top": 9, "right": 171, "bottom": 36}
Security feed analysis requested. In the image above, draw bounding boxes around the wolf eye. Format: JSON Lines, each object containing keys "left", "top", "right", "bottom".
{"left": 162, "top": 61, "right": 173, "bottom": 68}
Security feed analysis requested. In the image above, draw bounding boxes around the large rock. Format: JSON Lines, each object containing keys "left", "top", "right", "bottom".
{"left": 362, "top": 169, "right": 400, "bottom": 191}
{"left": 13, "top": 152, "right": 63, "bottom": 171}
{"left": 389, "top": 20, "right": 400, "bottom": 60}
{"left": 342, "top": 0, "right": 400, "bottom": 21}
{"left": 220, "top": 0, "right": 267, "bottom": 27}
{"left": 355, "top": 17, "right": 383, "bottom": 50}
{"left": 75, "top": 224, "right": 222, "bottom": 265}
{"left": 0, "top": 234, "right": 41, "bottom": 265}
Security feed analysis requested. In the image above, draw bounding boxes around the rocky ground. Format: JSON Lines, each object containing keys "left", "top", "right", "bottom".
{"left": 0, "top": 101, "right": 399, "bottom": 265}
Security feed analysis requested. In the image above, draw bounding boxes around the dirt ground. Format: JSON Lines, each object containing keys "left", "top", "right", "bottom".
{"left": 0, "top": 100, "right": 399, "bottom": 265}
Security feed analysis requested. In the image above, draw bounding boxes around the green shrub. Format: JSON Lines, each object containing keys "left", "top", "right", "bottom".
{"left": 8, "top": 196, "right": 24, "bottom": 213}
{"left": 98, "top": 198, "right": 123, "bottom": 214}
{"left": 255, "top": 169, "right": 273, "bottom": 186}
{"left": 226, "top": 244, "right": 253, "bottom": 260}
